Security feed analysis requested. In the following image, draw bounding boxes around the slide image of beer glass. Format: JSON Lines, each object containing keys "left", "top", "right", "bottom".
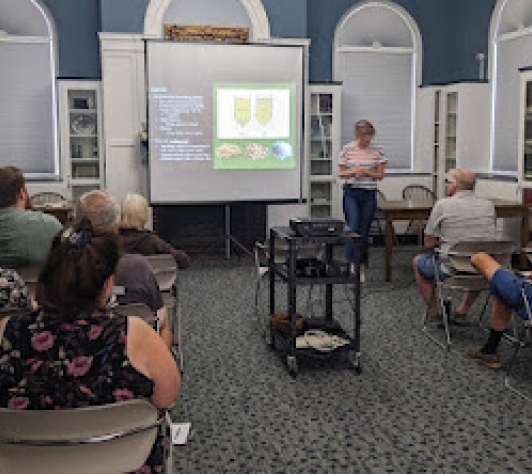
{"left": 234, "top": 96, "right": 251, "bottom": 127}
{"left": 255, "top": 96, "right": 272, "bottom": 126}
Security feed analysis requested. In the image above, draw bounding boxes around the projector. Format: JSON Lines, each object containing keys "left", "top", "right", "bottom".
{"left": 289, "top": 217, "right": 345, "bottom": 237}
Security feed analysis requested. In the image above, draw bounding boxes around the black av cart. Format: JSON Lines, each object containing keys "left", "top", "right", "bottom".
{"left": 268, "top": 226, "right": 361, "bottom": 376}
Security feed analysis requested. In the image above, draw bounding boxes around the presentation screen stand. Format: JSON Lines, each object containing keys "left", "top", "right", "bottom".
{"left": 224, "top": 204, "right": 254, "bottom": 259}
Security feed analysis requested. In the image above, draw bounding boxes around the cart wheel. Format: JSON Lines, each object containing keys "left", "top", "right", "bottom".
{"left": 287, "top": 355, "right": 298, "bottom": 377}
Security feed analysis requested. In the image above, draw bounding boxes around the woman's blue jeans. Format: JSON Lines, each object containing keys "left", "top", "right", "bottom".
{"left": 343, "top": 186, "right": 377, "bottom": 266}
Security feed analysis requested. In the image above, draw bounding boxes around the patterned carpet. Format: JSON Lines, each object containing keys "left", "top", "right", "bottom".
{"left": 170, "top": 245, "right": 532, "bottom": 473}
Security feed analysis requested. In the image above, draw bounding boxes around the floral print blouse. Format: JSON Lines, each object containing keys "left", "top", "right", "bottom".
{"left": 0, "top": 307, "right": 166, "bottom": 473}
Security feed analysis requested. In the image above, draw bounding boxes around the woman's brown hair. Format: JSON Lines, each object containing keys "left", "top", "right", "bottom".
{"left": 36, "top": 218, "right": 121, "bottom": 310}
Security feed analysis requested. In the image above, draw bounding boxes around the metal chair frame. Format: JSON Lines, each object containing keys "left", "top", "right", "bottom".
{"left": 422, "top": 240, "right": 514, "bottom": 351}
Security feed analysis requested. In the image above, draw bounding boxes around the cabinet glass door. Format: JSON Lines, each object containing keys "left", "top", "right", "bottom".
{"left": 444, "top": 92, "right": 457, "bottom": 172}
{"left": 68, "top": 89, "right": 100, "bottom": 181}
{"left": 524, "top": 80, "right": 532, "bottom": 179}
{"left": 310, "top": 92, "right": 334, "bottom": 218}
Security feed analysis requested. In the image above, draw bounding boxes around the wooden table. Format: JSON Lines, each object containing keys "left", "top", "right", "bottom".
{"left": 378, "top": 199, "right": 530, "bottom": 282}
{"left": 32, "top": 203, "right": 74, "bottom": 225}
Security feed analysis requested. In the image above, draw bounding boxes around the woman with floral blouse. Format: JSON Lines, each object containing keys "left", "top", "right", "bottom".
{"left": 0, "top": 218, "right": 180, "bottom": 473}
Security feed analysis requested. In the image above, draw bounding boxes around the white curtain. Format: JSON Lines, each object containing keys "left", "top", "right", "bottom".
{"left": 0, "top": 38, "right": 58, "bottom": 176}
{"left": 491, "top": 33, "right": 532, "bottom": 173}
{"left": 335, "top": 49, "right": 414, "bottom": 170}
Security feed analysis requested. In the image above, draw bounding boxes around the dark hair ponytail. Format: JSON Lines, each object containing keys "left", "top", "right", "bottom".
{"left": 36, "top": 218, "right": 121, "bottom": 310}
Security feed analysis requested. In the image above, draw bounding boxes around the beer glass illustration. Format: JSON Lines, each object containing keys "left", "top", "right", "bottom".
{"left": 234, "top": 96, "right": 251, "bottom": 127}
{"left": 255, "top": 96, "right": 273, "bottom": 126}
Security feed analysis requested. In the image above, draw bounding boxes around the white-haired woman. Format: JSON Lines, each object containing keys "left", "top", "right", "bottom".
{"left": 119, "top": 193, "right": 190, "bottom": 269}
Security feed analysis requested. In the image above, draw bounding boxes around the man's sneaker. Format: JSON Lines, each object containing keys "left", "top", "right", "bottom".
{"left": 465, "top": 347, "right": 502, "bottom": 370}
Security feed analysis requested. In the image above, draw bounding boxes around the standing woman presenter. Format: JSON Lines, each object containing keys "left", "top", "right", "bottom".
{"left": 338, "top": 120, "right": 387, "bottom": 282}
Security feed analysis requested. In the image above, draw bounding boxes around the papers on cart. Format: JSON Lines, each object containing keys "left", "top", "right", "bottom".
{"left": 295, "top": 329, "right": 351, "bottom": 352}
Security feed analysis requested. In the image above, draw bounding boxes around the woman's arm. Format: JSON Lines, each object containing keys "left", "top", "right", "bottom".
{"left": 150, "top": 234, "right": 190, "bottom": 269}
{"left": 338, "top": 163, "right": 355, "bottom": 178}
{"left": 358, "top": 161, "right": 386, "bottom": 180}
{"left": 127, "top": 316, "right": 180, "bottom": 409}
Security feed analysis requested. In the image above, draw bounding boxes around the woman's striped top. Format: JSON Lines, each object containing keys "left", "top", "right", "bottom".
{"left": 338, "top": 142, "right": 387, "bottom": 190}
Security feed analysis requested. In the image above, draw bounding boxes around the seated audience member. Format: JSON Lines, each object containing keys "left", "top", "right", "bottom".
{"left": 120, "top": 193, "right": 190, "bottom": 269}
{"left": 76, "top": 190, "right": 172, "bottom": 347}
{"left": 413, "top": 169, "right": 496, "bottom": 322}
{"left": 0, "top": 219, "right": 180, "bottom": 472}
{"left": 0, "top": 166, "right": 62, "bottom": 267}
{"left": 466, "top": 252, "right": 531, "bottom": 369}
{"left": 0, "top": 267, "right": 32, "bottom": 315}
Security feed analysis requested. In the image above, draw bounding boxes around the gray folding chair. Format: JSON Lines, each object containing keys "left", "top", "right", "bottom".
{"left": 422, "top": 239, "right": 514, "bottom": 351}
{"left": 115, "top": 302, "right": 159, "bottom": 330}
{"left": 145, "top": 254, "right": 182, "bottom": 372}
{"left": 0, "top": 399, "right": 171, "bottom": 474}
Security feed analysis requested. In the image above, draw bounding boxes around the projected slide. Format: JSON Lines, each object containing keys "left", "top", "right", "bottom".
{"left": 146, "top": 41, "right": 304, "bottom": 204}
{"left": 214, "top": 83, "right": 296, "bottom": 170}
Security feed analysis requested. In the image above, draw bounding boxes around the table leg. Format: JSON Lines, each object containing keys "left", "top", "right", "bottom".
{"left": 385, "top": 218, "right": 393, "bottom": 282}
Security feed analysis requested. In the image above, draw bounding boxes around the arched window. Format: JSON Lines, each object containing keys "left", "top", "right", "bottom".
{"left": 489, "top": 0, "right": 532, "bottom": 173}
{"left": 333, "top": 1, "right": 421, "bottom": 171}
{"left": 0, "top": 0, "right": 58, "bottom": 178}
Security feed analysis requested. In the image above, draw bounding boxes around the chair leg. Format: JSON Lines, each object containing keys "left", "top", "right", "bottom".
{"left": 504, "top": 335, "right": 532, "bottom": 401}
{"left": 421, "top": 283, "right": 452, "bottom": 351}
{"left": 165, "top": 411, "right": 174, "bottom": 473}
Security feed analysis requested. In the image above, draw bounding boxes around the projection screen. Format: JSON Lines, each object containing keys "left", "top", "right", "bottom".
{"left": 146, "top": 41, "right": 304, "bottom": 204}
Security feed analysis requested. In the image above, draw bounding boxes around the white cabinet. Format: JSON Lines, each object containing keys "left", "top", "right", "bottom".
{"left": 308, "top": 83, "right": 342, "bottom": 219}
{"left": 59, "top": 80, "right": 104, "bottom": 200}
{"left": 416, "top": 83, "right": 490, "bottom": 198}
{"left": 518, "top": 68, "right": 532, "bottom": 183}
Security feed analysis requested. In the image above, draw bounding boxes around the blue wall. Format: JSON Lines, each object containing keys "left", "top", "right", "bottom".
{"left": 262, "top": 0, "right": 307, "bottom": 38}
{"left": 307, "top": 0, "right": 498, "bottom": 85}
{"left": 41, "top": 0, "right": 499, "bottom": 85}
{"left": 43, "top": 0, "right": 101, "bottom": 78}
{"left": 100, "top": 0, "right": 149, "bottom": 33}
{"left": 450, "top": 0, "right": 497, "bottom": 84}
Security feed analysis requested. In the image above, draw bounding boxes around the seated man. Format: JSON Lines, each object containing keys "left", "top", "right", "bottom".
{"left": 413, "top": 168, "right": 496, "bottom": 322}
{"left": 0, "top": 166, "right": 62, "bottom": 267}
{"left": 76, "top": 190, "right": 172, "bottom": 347}
{"left": 466, "top": 252, "right": 531, "bottom": 369}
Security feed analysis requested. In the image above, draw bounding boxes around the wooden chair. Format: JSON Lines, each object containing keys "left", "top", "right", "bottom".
{"left": 0, "top": 399, "right": 170, "bottom": 474}
{"left": 30, "top": 192, "right": 67, "bottom": 206}
{"left": 401, "top": 184, "right": 436, "bottom": 246}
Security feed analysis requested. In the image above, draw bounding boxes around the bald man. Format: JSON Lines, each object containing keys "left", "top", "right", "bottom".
{"left": 413, "top": 168, "right": 496, "bottom": 322}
